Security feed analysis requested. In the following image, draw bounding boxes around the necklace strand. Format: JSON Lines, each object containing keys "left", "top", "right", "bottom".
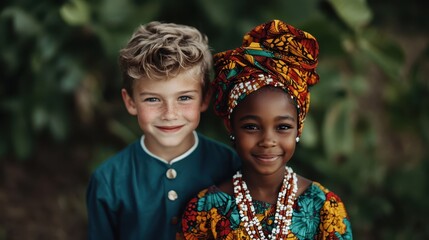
{"left": 233, "top": 166, "right": 297, "bottom": 239}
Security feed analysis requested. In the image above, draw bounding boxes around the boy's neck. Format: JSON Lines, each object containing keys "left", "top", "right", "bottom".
{"left": 140, "top": 132, "right": 198, "bottom": 164}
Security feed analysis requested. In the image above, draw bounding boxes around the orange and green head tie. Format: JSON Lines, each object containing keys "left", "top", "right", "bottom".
{"left": 212, "top": 19, "right": 320, "bottom": 136}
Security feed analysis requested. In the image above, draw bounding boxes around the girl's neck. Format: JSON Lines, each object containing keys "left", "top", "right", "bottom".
{"left": 241, "top": 167, "right": 286, "bottom": 204}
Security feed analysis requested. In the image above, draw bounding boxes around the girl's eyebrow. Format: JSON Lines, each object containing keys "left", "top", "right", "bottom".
{"left": 238, "top": 115, "right": 296, "bottom": 122}
{"left": 238, "top": 115, "right": 260, "bottom": 122}
{"left": 276, "top": 115, "right": 296, "bottom": 122}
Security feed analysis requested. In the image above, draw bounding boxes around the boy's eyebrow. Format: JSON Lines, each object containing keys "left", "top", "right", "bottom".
{"left": 138, "top": 90, "right": 199, "bottom": 96}
{"left": 176, "top": 90, "right": 199, "bottom": 95}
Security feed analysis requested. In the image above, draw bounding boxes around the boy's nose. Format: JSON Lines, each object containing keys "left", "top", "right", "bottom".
{"left": 161, "top": 102, "right": 178, "bottom": 120}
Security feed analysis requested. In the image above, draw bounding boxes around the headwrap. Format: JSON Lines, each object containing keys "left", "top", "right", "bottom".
{"left": 212, "top": 19, "right": 319, "bottom": 136}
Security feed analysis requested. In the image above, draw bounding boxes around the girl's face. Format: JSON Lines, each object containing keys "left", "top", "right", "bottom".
{"left": 231, "top": 87, "right": 298, "bottom": 176}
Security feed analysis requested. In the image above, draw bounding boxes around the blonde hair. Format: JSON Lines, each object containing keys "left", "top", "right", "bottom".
{"left": 119, "top": 21, "right": 212, "bottom": 96}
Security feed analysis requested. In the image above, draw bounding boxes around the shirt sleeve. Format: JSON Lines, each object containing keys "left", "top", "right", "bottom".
{"left": 86, "top": 172, "right": 118, "bottom": 240}
{"left": 317, "top": 191, "right": 353, "bottom": 239}
{"left": 180, "top": 193, "right": 211, "bottom": 239}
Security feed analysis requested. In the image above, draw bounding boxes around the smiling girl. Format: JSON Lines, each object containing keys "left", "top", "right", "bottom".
{"left": 179, "top": 19, "right": 353, "bottom": 239}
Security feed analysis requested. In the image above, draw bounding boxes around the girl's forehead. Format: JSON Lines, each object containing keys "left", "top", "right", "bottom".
{"left": 234, "top": 87, "right": 297, "bottom": 114}
{"left": 241, "top": 87, "right": 294, "bottom": 105}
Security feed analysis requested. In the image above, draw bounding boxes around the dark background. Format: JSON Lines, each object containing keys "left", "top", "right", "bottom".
{"left": 1, "top": 0, "right": 428, "bottom": 239}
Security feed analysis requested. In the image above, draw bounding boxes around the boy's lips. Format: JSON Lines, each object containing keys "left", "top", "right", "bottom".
{"left": 156, "top": 125, "right": 184, "bottom": 132}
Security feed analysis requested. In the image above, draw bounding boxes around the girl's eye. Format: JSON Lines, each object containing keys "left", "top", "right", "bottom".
{"left": 178, "top": 96, "right": 192, "bottom": 101}
{"left": 143, "top": 97, "right": 160, "bottom": 102}
{"left": 241, "top": 124, "right": 259, "bottom": 131}
{"left": 277, "top": 124, "right": 291, "bottom": 131}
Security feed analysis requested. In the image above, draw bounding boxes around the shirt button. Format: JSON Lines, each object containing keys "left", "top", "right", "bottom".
{"left": 171, "top": 216, "right": 179, "bottom": 225}
{"left": 168, "top": 190, "right": 178, "bottom": 201}
{"left": 166, "top": 168, "right": 177, "bottom": 179}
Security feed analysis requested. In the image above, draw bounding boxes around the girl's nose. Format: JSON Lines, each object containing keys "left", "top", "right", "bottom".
{"left": 257, "top": 131, "right": 277, "bottom": 148}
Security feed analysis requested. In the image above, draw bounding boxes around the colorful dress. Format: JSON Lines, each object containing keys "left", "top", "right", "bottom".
{"left": 180, "top": 182, "right": 353, "bottom": 239}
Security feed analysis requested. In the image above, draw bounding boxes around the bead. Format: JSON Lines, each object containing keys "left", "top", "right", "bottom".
{"left": 233, "top": 166, "right": 297, "bottom": 239}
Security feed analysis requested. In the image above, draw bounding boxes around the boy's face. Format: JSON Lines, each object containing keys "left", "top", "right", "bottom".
{"left": 122, "top": 67, "right": 209, "bottom": 161}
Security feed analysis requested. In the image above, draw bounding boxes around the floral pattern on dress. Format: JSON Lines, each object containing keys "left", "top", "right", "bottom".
{"left": 179, "top": 182, "right": 353, "bottom": 240}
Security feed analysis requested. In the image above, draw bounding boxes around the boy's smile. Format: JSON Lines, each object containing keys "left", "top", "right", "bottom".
{"left": 156, "top": 125, "right": 184, "bottom": 133}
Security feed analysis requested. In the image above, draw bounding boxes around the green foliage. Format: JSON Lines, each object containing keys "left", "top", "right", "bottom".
{"left": 1, "top": 0, "right": 428, "bottom": 239}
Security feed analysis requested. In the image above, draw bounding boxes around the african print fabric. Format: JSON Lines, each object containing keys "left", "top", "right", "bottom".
{"left": 212, "top": 19, "right": 319, "bottom": 136}
{"left": 180, "top": 182, "right": 353, "bottom": 239}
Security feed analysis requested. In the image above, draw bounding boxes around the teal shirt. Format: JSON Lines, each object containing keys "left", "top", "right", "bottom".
{"left": 87, "top": 132, "right": 240, "bottom": 240}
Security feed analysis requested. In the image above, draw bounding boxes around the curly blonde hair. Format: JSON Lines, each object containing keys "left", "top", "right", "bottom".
{"left": 119, "top": 21, "right": 213, "bottom": 97}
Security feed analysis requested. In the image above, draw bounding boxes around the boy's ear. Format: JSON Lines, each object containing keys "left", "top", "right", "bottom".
{"left": 121, "top": 89, "right": 138, "bottom": 115}
{"left": 200, "top": 87, "right": 213, "bottom": 112}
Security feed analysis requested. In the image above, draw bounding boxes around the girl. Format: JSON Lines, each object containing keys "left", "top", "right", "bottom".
{"left": 180, "top": 19, "right": 353, "bottom": 239}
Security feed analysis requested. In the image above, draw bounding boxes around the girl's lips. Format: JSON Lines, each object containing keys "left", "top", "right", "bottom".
{"left": 253, "top": 155, "right": 280, "bottom": 162}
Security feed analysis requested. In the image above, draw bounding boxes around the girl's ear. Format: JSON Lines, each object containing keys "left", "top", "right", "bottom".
{"left": 200, "top": 87, "right": 213, "bottom": 112}
{"left": 121, "top": 89, "right": 138, "bottom": 115}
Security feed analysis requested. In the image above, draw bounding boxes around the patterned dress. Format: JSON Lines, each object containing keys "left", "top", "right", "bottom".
{"left": 180, "top": 182, "right": 353, "bottom": 239}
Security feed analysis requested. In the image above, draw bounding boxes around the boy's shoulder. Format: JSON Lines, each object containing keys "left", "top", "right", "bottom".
{"left": 196, "top": 132, "right": 239, "bottom": 157}
{"left": 92, "top": 139, "right": 141, "bottom": 175}
{"left": 196, "top": 132, "right": 234, "bottom": 152}
{"left": 196, "top": 132, "right": 240, "bottom": 168}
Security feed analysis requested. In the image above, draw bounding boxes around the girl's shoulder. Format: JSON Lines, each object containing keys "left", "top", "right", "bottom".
{"left": 296, "top": 174, "right": 344, "bottom": 202}
{"left": 187, "top": 184, "right": 235, "bottom": 213}
{"left": 298, "top": 180, "right": 348, "bottom": 212}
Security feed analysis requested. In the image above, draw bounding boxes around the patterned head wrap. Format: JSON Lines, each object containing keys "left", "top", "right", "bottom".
{"left": 212, "top": 19, "right": 319, "bottom": 136}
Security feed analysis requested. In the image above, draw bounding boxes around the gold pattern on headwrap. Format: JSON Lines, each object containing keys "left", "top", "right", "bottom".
{"left": 212, "top": 19, "right": 319, "bottom": 136}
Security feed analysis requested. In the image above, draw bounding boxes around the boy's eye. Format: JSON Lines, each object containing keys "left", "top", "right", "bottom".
{"left": 178, "top": 96, "right": 192, "bottom": 101}
{"left": 143, "top": 97, "right": 160, "bottom": 102}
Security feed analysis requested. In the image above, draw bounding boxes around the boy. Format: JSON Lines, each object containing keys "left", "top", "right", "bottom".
{"left": 86, "top": 21, "right": 240, "bottom": 240}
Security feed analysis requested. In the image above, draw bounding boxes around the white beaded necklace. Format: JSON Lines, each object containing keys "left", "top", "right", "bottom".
{"left": 233, "top": 166, "right": 298, "bottom": 239}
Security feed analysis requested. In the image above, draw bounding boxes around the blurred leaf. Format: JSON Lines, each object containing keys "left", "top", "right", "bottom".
{"left": 60, "top": 65, "right": 85, "bottom": 92}
{"left": 11, "top": 113, "right": 32, "bottom": 160}
{"left": 37, "top": 35, "right": 59, "bottom": 61}
{"left": 358, "top": 33, "right": 404, "bottom": 81}
{"left": 262, "top": 0, "right": 322, "bottom": 26}
{"left": 96, "top": 0, "right": 133, "bottom": 26}
{"left": 199, "top": 0, "right": 237, "bottom": 27}
{"left": 322, "top": 98, "right": 356, "bottom": 158}
{"left": 301, "top": 115, "right": 318, "bottom": 148}
{"left": 328, "top": 0, "right": 372, "bottom": 32}
{"left": 1, "top": 7, "right": 42, "bottom": 36}
{"left": 310, "top": 64, "right": 343, "bottom": 109}
{"left": 33, "top": 106, "right": 49, "bottom": 130}
{"left": 49, "top": 110, "right": 69, "bottom": 141}
{"left": 107, "top": 119, "right": 138, "bottom": 143}
{"left": 60, "top": 0, "right": 90, "bottom": 26}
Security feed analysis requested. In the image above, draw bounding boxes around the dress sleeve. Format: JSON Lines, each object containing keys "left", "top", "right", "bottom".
{"left": 86, "top": 172, "right": 118, "bottom": 240}
{"left": 317, "top": 190, "right": 353, "bottom": 239}
{"left": 179, "top": 190, "right": 212, "bottom": 240}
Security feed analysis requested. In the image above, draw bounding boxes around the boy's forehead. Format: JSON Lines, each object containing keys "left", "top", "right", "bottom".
{"left": 134, "top": 71, "right": 204, "bottom": 94}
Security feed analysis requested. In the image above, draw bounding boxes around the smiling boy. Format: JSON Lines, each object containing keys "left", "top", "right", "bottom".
{"left": 86, "top": 21, "right": 240, "bottom": 240}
